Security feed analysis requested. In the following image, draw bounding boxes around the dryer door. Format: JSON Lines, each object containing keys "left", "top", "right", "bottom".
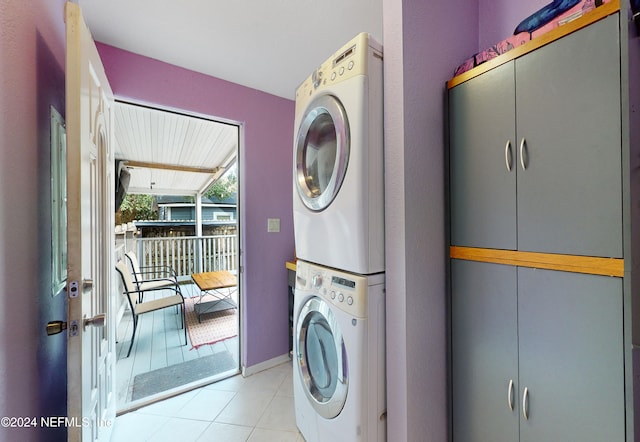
{"left": 296, "top": 295, "right": 348, "bottom": 419}
{"left": 295, "top": 94, "right": 350, "bottom": 211}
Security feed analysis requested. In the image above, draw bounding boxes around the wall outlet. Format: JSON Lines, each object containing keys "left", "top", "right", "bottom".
{"left": 267, "top": 218, "right": 280, "bottom": 233}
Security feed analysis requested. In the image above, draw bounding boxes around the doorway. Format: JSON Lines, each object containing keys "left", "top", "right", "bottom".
{"left": 111, "top": 101, "right": 242, "bottom": 412}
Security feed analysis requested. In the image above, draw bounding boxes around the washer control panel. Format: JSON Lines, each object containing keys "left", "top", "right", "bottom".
{"left": 296, "top": 260, "right": 383, "bottom": 318}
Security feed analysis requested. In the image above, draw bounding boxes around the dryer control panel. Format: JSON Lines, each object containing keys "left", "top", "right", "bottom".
{"left": 295, "top": 260, "right": 384, "bottom": 319}
{"left": 294, "top": 32, "right": 383, "bottom": 108}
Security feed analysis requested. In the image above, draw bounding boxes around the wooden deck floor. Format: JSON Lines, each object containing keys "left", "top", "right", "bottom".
{"left": 115, "top": 283, "right": 240, "bottom": 410}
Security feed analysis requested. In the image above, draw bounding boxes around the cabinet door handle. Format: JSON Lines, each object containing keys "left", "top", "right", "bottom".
{"left": 507, "top": 379, "right": 514, "bottom": 411}
{"left": 519, "top": 138, "right": 527, "bottom": 170}
{"left": 505, "top": 140, "right": 513, "bottom": 172}
{"left": 522, "top": 387, "right": 529, "bottom": 420}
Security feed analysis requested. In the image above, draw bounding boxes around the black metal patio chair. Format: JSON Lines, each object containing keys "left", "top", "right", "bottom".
{"left": 115, "top": 260, "right": 187, "bottom": 358}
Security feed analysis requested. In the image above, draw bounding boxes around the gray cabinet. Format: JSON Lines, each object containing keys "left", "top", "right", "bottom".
{"left": 450, "top": 14, "right": 622, "bottom": 258}
{"left": 451, "top": 260, "right": 518, "bottom": 441}
{"left": 517, "top": 267, "right": 625, "bottom": 442}
{"left": 452, "top": 260, "right": 625, "bottom": 442}
{"left": 449, "top": 62, "right": 516, "bottom": 250}
{"left": 449, "top": 10, "right": 630, "bottom": 442}
{"left": 515, "top": 15, "right": 622, "bottom": 257}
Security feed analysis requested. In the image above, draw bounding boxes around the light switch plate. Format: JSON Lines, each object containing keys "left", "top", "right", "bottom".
{"left": 267, "top": 218, "right": 280, "bottom": 233}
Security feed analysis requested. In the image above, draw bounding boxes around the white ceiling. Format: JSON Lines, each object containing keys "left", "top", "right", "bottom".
{"left": 77, "top": 0, "right": 383, "bottom": 100}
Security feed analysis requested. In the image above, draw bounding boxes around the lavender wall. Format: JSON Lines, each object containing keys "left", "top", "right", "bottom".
{"left": 0, "top": 1, "right": 68, "bottom": 441}
{"left": 383, "top": 0, "right": 477, "bottom": 440}
{"left": 95, "top": 44, "right": 296, "bottom": 368}
{"left": 478, "top": 0, "right": 549, "bottom": 49}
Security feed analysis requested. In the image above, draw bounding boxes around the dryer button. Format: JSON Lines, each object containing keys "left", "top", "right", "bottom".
{"left": 339, "top": 67, "right": 345, "bottom": 75}
{"left": 330, "top": 291, "right": 336, "bottom": 300}
{"left": 347, "top": 296, "right": 354, "bottom": 306}
{"left": 331, "top": 72, "right": 336, "bottom": 81}
{"left": 348, "top": 61, "right": 354, "bottom": 70}
{"left": 338, "top": 293, "right": 344, "bottom": 302}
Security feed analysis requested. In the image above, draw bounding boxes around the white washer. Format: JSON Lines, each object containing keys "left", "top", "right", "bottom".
{"left": 293, "top": 259, "right": 386, "bottom": 441}
{"left": 293, "top": 33, "right": 384, "bottom": 275}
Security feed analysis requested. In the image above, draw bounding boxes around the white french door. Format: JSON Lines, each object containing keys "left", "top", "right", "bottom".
{"left": 65, "top": 2, "right": 116, "bottom": 440}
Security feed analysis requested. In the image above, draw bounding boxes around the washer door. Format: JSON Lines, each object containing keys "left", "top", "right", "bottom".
{"left": 295, "top": 94, "right": 350, "bottom": 212}
{"left": 296, "top": 296, "right": 348, "bottom": 419}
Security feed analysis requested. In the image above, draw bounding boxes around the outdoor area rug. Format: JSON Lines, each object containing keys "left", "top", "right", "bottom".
{"left": 131, "top": 351, "right": 237, "bottom": 401}
{"left": 184, "top": 296, "right": 238, "bottom": 349}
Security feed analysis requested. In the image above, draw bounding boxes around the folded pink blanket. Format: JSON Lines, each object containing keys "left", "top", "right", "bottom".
{"left": 453, "top": 0, "right": 610, "bottom": 77}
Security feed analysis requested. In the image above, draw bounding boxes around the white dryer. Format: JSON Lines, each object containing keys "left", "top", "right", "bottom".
{"left": 293, "top": 259, "right": 386, "bottom": 441}
{"left": 293, "top": 33, "right": 384, "bottom": 275}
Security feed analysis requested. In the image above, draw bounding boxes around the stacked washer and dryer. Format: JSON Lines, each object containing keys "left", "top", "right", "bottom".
{"left": 292, "top": 33, "right": 386, "bottom": 442}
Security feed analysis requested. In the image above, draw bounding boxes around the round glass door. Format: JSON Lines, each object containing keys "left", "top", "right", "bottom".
{"left": 295, "top": 94, "right": 350, "bottom": 211}
{"left": 296, "top": 296, "right": 348, "bottom": 418}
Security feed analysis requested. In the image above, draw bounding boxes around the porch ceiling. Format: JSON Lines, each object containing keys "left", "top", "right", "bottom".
{"left": 114, "top": 102, "right": 238, "bottom": 196}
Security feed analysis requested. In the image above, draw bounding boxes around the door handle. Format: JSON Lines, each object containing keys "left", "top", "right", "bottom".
{"left": 522, "top": 387, "right": 530, "bottom": 420}
{"left": 505, "top": 140, "right": 513, "bottom": 172}
{"left": 84, "top": 313, "right": 106, "bottom": 330}
{"left": 507, "top": 379, "right": 514, "bottom": 411}
{"left": 519, "top": 138, "right": 527, "bottom": 170}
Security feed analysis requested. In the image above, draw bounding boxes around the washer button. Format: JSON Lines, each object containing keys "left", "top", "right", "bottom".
{"left": 348, "top": 61, "right": 354, "bottom": 70}
{"left": 338, "top": 293, "right": 344, "bottom": 302}
{"left": 330, "top": 291, "right": 336, "bottom": 300}
{"left": 339, "top": 66, "right": 345, "bottom": 75}
{"left": 331, "top": 72, "right": 336, "bottom": 81}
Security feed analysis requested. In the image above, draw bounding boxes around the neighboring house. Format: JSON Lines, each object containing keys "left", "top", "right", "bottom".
{"left": 159, "top": 194, "right": 236, "bottom": 223}
{"left": 136, "top": 194, "right": 238, "bottom": 237}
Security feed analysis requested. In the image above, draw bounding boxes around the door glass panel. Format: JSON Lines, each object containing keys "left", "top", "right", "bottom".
{"left": 305, "top": 311, "right": 338, "bottom": 400}
{"left": 303, "top": 114, "right": 337, "bottom": 198}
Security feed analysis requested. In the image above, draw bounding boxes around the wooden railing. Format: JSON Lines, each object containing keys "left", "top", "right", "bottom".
{"left": 136, "top": 235, "right": 238, "bottom": 278}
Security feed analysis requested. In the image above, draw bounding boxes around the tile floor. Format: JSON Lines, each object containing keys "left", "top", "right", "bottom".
{"left": 111, "top": 361, "right": 303, "bottom": 441}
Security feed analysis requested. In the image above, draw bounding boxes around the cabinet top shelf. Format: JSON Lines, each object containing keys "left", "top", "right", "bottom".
{"left": 447, "top": 0, "right": 620, "bottom": 89}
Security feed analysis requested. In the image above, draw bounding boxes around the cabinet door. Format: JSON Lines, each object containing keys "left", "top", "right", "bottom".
{"left": 515, "top": 14, "right": 622, "bottom": 257}
{"left": 451, "top": 260, "right": 519, "bottom": 442}
{"left": 518, "top": 268, "right": 625, "bottom": 442}
{"left": 449, "top": 62, "right": 517, "bottom": 250}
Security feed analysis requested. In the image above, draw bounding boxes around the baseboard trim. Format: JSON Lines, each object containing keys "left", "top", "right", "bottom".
{"left": 242, "top": 353, "right": 291, "bottom": 377}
